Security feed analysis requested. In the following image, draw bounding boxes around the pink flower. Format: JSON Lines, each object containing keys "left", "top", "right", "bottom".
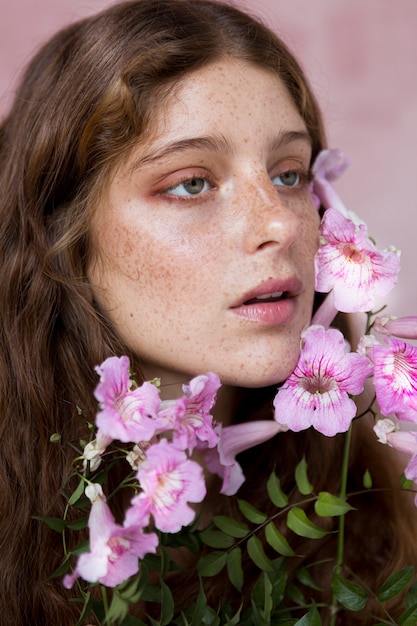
{"left": 405, "top": 455, "right": 417, "bottom": 482}
{"left": 157, "top": 372, "right": 220, "bottom": 452}
{"left": 63, "top": 484, "right": 158, "bottom": 589}
{"left": 311, "top": 291, "right": 338, "bottom": 329}
{"left": 203, "top": 421, "right": 283, "bottom": 496}
{"left": 368, "top": 338, "right": 417, "bottom": 422}
{"left": 374, "top": 418, "right": 417, "bottom": 456}
{"left": 373, "top": 315, "right": 417, "bottom": 340}
{"left": 126, "top": 439, "right": 206, "bottom": 533}
{"left": 315, "top": 208, "right": 400, "bottom": 313}
{"left": 273, "top": 326, "right": 373, "bottom": 436}
{"left": 94, "top": 356, "right": 160, "bottom": 443}
{"left": 82, "top": 430, "right": 113, "bottom": 472}
{"left": 311, "top": 148, "right": 351, "bottom": 212}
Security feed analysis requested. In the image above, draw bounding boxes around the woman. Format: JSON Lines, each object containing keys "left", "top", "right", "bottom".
{"left": 0, "top": 1, "right": 415, "bottom": 624}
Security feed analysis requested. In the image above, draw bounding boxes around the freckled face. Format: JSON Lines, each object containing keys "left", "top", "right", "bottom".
{"left": 88, "top": 59, "right": 320, "bottom": 389}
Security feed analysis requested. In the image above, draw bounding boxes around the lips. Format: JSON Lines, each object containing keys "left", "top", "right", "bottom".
{"left": 243, "top": 291, "right": 284, "bottom": 305}
{"left": 230, "top": 277, "right": 302, "bottom": 325}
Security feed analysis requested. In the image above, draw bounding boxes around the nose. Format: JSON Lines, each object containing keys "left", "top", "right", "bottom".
{"left": 241, "top": 173, "right": 300, "bottom": 254}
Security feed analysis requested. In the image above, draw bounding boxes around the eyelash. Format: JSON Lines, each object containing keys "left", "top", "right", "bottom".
{"left": 163, "top": 172, "right": 217, "bottom": 199}
{"left": 160, "top": 167, "right": 313, "bottom": 201}
{"left": 272, "top": 168, "right": 313, "bottom": 189}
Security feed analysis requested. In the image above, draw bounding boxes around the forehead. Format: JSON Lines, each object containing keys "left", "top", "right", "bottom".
{"left": 140, "top": 58, "right": 309, "bottom": 154}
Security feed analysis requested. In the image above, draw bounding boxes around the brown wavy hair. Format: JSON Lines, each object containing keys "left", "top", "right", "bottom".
{"left": 0, "top": 1, "right": 415, "bottom": 624}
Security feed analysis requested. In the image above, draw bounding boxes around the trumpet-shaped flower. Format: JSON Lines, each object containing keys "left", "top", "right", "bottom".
{"left": 311, "top": 148, "right": 351, "bottom": 213}
{"left": 273, "top": 326, "right": 373, "bottom": 436}
{"left": 82, "top": 430, "right": 113, "bottom": 472}
{"left": 203, "top": 420, "right": 284, "bottom": 496}
{"left": 373, "top": 315, "right": 417, "bottom": 340}
{"left": 94, "top": 356, "right": 160, "bottom": 443}
{"left": 157, "top": 372, "right": 220, "bottom": 452}
{"left": 63, "top": 484, "right": 158, "bottom": 589}
{"left": 374, "top": 418, "right": 417, "bottom": 456}
{"left": 368, "top": 338, "right": 417, "bottom": 422}
{"left": 125, "top": 439, "right": 206, "bottom": 533}
{"left": 315, "top": 208, "right": 400, "bottom": 313}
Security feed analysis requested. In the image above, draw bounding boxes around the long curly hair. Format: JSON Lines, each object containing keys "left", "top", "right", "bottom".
{"left": 0, "top": 1, "right": 414, "bottom": 624}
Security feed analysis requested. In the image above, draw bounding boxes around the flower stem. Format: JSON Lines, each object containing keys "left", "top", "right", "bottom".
{"left": 329, "top": 423, "right": 353, "bottom": 625}
{"left": 101, "top": 586, "right": 109, "bottom": 624}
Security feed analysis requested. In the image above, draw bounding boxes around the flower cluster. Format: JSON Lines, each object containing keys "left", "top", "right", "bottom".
{"left": 55, "top": 149, "right": 417, "bottom": 625}
{"left": 63, "top": 358, "right": 281, "bottom": 590}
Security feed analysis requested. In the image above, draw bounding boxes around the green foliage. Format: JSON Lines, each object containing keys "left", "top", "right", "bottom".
{"left": 264, "top": 521, "right": 295, "bottom": 557}
{"left": 377, "top": 567, "right": 415, "bottom": 603}
{"left": 266, "top": 471, "right": 289, "bottom": 507}
{"left": 226, "top": 548, "right": 243, "bottom": 592}
{"left": 286, "top": 507, "right": 329, "bottom": 539}
{"left": 247, "top": 535, "right": 274, "bottom": 572}
{"left": 331, "top": 573, "right": 367, "bottom": 612}
{"left": 314, "top": 492, "right": 354, "bottom": 517}
{"left": 51, "top": 447, "right": 415, "bottom": 625}
{"left": 294, "top": 604, "right": 322, "bottom": 625}
{"left": 294, "top": 457, "right": 314, "bottom": 495}
{"left": 237, "top": 499, "right": 267, "bottom": 524}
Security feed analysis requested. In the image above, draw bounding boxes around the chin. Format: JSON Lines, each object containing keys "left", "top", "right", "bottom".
{"left": 221, "top": 366, "right": 297, "bottom": 390}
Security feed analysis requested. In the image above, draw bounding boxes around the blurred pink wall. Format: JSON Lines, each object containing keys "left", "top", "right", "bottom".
{"left": 1, "top": 0, "right": 416, "bottom": 315}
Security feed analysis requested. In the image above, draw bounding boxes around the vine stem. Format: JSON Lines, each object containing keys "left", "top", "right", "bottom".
{"left": 329, "top": 423, "right": 353, "bottom": 626}
{"left": 101, "top": 586, "right": 109, "bottom": 624}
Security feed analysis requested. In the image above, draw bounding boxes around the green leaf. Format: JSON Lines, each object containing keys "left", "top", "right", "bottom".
{"left": 251, "top": 571, "right": 273, "bottom": 617}
{"left": 400, "top": 473, "right": 415, "bottom": 490}
{"left": 226, "top": 547, "right": 244, "bottom": 592}
{"left": 377, "top": 566, "right": 414, "bottom": 603}
{"left": 406, "top": 581, "right": 417, "bottom": 609}
{"left": 68, "top": 478, "right": 86, "bottom": 506}
{"left": 66, "top": 516, "right": 88, "bottom": 531}
{"left": 70, "top": 539, "right": 90, "bottom": 556}
{"left": 32, "top": 515, "right": 66, "bottom": 532}
{"left": 74, "top": 592, "right": 92, "bottom": 626}
{"left": 286, "top": 584, "right": 306, "bottom": 606}
{"left": 191, "top": 580, "right": 208, "bottom": 624}
{"left": 331, "top": 573, "right": 367, "bottom": 612}
{"left": 213, "top": 515, "right": 250, "bottom": 538}
{"left": 237, "top": 499, "right": 267, "bottom": 524}
{"left": 49, "top": 556, "right": 71, "bottom": 579}
{"left": 199, "top": 529, "right": 235, "bottom": 549}
{"left": 120, "top": 616, "right": 148, "bottom": 626}
{"left": 223, "top": 605, "right": 242, "bottom": 626}
{"left": 295, "top": 457, "right": 313, "bottom": 495}
{"left": 197, "top": 551, "right": 227, "bottom": 577}
{"left": 106, "top": 590, "right": 129, "bottom": 623}
{"left": 247, "top": 535, "right": 274, "bottom": 572}
{"left": 363, "top": 469, "right": 372, "bottom": 488}
{"left": 264, "top": 521, "right": 295, "bottom": 557}
{"left": 399, "top": 602, "right": 417, "bottom": 625}
{"left": 314, "top": 492, "right": 354, "bottom": 517}
{"left": 294, "top": 603, "right": 322, "bottom": 625}
{"left": 295, "top": 566, "right": 322, "bottom": 591}
{"left": 160, "top": 578, "right": 174, "bottom": 626}
{"left": 201, "top": 605, "right": 221, "bottom": 625}
{"left": 249, "top": 600, "right": 270, "bottom": 626}
{"left": 287, "top": 507, "right": 328, "bottom": 539}
{"left": 266, "top": 471, "right": 288, "bottom": 508}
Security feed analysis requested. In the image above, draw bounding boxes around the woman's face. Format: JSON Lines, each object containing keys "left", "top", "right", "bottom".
{"left": 89, "top": 59, "right": 320, "bottom": 390}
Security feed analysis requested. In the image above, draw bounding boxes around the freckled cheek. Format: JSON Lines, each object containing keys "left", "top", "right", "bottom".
{"left": 99, "top": 223, "right": 222, "bottom": 304}
{"left": 300, "top": 205, "right": 321, "bottom": 258}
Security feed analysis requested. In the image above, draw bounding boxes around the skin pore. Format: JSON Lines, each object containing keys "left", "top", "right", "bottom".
{"left": 88, "top": 59, "right": 320, "bottom": 420}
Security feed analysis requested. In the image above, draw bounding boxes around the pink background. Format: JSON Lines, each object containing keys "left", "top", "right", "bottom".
{"left": 1, "top": 0, "right": 416, "bottom": 315}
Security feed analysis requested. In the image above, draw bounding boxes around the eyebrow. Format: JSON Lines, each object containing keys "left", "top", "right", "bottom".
{"left": 132, "top": 129, "right": 312, "bottom": 169}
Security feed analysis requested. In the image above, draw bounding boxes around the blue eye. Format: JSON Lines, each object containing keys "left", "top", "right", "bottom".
{"left": 167, "top": 177, "right": 211, "bottom": 197}
{"left": 272, "top": 170, "right": 300, "bottom": 188}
